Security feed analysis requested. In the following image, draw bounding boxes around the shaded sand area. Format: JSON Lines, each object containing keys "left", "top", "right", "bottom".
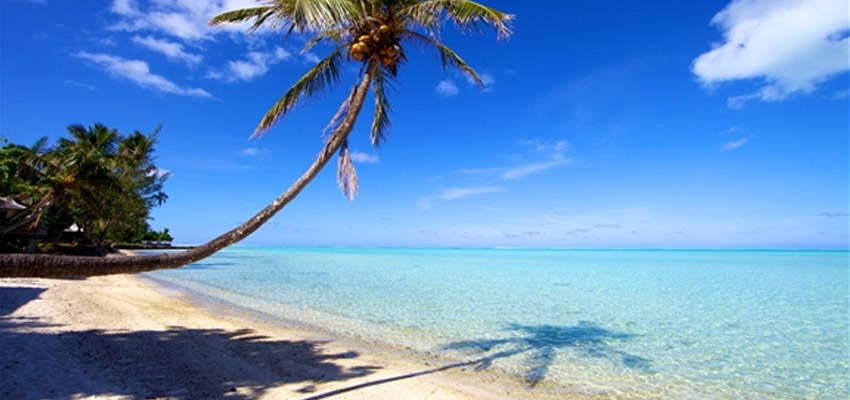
{"left": 0, "top": 274, "right": 550, "bottom": 400}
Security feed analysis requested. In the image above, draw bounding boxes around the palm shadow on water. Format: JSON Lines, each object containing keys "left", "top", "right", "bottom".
{"left": 0, "top": 289, "right": 380, "bottom": 400}
{"left": 444, "top": 321, "right": 652, "bottom": 387}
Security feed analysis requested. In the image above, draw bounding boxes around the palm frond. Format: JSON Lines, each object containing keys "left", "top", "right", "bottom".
{"left": 371, "top": 67, "right": 393, "bottom": 147}
{"left": 399, "top": 0, "right": 513, "bottom": 40}
{"left": 211, "top": 1, "right": 363, "bottom": 34}
{"left": 402, "top": 30, "right": 483, "bottom": 87}
{"left": 209, "top": 6, "right": 280, "bottom": 33}
{"left": 30, "top": 136, "right": 50, "bottom": 154}
{"left": 291, "top": 0, "right": 363, "bottom": 31}
{"left": 336, "top": 140, "right": 359, "bottom": 200}
{"left": 253, "top": 46, "right": 347, "bottom": 138}
{"left": 303, "top": 27, "right": 348, "bottom": 52}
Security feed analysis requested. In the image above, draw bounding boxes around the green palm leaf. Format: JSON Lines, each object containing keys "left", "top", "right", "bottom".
{"left": 371, "top": 67, "right": 393, "bottom": 146}
{"left": 209, "top": 6, "right": 280, "bottom": 33}
{"left": 400, "top": 0, "right": 513, "bottom": 39}
{"left": 302, "top": 27, "right": 348, "bottom": 52}
{"left": 253, "top": 46, "right": 347, "bottom": 138}
{"left": 211, "top": 1, "right": 362, "bottom": 34}
{"left": 402, "top": 30, "right": 484, "bottom": 86}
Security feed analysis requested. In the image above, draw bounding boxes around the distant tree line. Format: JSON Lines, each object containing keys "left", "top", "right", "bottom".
{"left": 0, "top": 123, "right": 170, "bottom": 254}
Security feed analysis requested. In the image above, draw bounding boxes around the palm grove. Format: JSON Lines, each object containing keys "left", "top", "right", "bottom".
{"left": 1, "top": 124, "right": 171, "bottom": 254}
{"left": 0, "top": 0, "right": 512, "bottom": 278}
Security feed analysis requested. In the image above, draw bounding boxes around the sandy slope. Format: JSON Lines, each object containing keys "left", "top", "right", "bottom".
{"left": 0, "top": 275, "right": 535, "bottom": 400}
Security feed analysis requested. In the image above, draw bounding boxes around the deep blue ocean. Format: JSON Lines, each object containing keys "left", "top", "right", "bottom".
{"left": 143, "top": 248, "right": 849, "bottom": 399}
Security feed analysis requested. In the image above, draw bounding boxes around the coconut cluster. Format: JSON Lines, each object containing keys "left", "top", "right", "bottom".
{"left": 349, "top": 24, "right": 399, "bottom": 67}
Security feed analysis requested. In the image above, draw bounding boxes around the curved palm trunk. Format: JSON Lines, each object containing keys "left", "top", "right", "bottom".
{"left": 0, "top": 69, "right": 374, "bottom": 279}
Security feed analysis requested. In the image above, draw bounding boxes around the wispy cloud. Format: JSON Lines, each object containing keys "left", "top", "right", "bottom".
{"left": 594, "top": 223, "right": 621, "bottom": 228}
{"left": 132, "top": 35, "right": 202, "bottom": 66}
{"left": 421, "top": 139, "right": 572, "bottom": 209}
{"left": 503, "top": 230, "right": 544, "bottom": 238}
{"left": 111, "top": 0, "right": 136, "bottom": 15}
{"left": 302, "top": 52, "right": 321, "bottom": 64}
{"left": 108, "top": 0, "right": 262, "bottom": 41}
{"left": 418, "top": 186, "right": 503, "bottom": 210}
{"left": 520, "top": 138, "right": 570, "bottom": 153}
{"left": 210, "top": 48, "right": 291, "bottom": 83}
{"left": 502, "top": 158, "right": 571, "bottom": 180}
{"left": 64, "top": 79, "right": 95, "bottom": 90}
{"left": 75, "top": 51, "right": 211, "bottom": 97}
{"left": 238, "top": 147, "right": 270, "bottom": 159}
{"left": 435, "top": 79, "right": 459, "bottom": 96}
{"left": 693, "top": 0, "right": 849, "bottom": 107}
{"left": 817, "top": 212, "right": 848, "bottom": 217}
{"left": 719, "top": 126, "right": 741, "bottom": 136}
{"left": 721, "top": 137, "right": 749, "bottom": 151}
{"left": 436, "top": 186, "right": 503, "bottom": 200}
{"left": 350, "top": 151, "right": 379, "bottom": 164}
{"left": 503, "top": 139, "right": 572, "bottom": 179}
{"left": 464, "top": 71, "right": 496, "bottom": 91}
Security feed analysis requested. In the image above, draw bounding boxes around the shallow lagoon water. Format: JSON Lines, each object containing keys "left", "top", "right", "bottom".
{"left": 145, "top": 248, "right": 849, "bottom": 399}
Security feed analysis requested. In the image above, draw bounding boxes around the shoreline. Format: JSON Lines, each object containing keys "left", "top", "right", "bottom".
{"left": 0, "top": 274, "right": 565, "bottom": 399}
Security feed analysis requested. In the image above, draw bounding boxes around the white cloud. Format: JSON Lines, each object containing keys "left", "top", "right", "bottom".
{"left": 719, "top": 126, "right": 742, "bottom": 136}
{"left": 817, "top": 212, "right": 848, "bottom": 217}
{"left": 239, "top": 147, "right": 260, "bottom": 156}
{"left": 521, "top": 139, "right": 570, "bottom": 153}
{"left": 721, "top": 137, "right": 749, "bottom": 151}
{"left": 302, "top": 52, "right": 321, "bottom": 64}
{"left": 109, "top": 0, "right": 264, "bottom": 41}
{"left": 435, "top": 79, "right": 459, "bottom": 96}
{"left": 111, "top": 0, "right": 137, "bottom": 16}
{"left": 693, "top": 0, "right": 849, "bottom": 106}
{"left": 132, "top": 35, "right": 202, "bottom": 66}
{"left": 419, "top": 186, "right": 503, "bottom": 209}
{"left": 350, "top": 151, "right": 379, "bottom": 164}
{"left": 64, "top": 80, "right": 95, "bottom": 90}
{"left": 213, "top": 47, "right": 291, "bottom": 82}
{"left": 436, "top": 186, "right": 503, "bottom": 200}
{"left": 502, "top": 158, "right": 571, "bottom": 180}
{"left": 75, "top": 51, "right": 211, "bottom": 97}
{"left": 238, "top": 147, "right": 271, "bottom": 158}
{"left": 503, "top": 139, "right": 572, "bottom": 180}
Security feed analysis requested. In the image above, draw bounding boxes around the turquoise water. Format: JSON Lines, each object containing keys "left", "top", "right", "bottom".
{"left": 144, "top": 248, "right": 849, "bottom": 399}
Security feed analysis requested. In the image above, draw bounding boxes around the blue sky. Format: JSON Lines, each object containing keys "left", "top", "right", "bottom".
{"left": 1, "top": 0, "right": 848, "bottom": 249}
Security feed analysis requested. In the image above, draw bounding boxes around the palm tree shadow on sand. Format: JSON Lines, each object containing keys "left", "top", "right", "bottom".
{"left": 444, "top": 321, "right": 652, "bottom": 387}
{"left": 0, "top": 311, "right": 380, "bottom": 399}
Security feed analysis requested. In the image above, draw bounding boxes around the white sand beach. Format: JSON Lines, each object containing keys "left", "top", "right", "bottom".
{"left": 0, "top": 274, "right": 550, "bottom": 400}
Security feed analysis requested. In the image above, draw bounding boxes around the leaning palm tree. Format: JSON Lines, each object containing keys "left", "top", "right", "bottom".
{"left": 0, "top": 0, "right": 512, "bottom": 278}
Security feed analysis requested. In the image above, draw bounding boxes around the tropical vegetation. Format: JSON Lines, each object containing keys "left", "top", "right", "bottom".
{"left": 0, "top": 0, "right": 512, "bottom": 278}
{"left": 0, "top": 123, "right": 169, "bottom": 254}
